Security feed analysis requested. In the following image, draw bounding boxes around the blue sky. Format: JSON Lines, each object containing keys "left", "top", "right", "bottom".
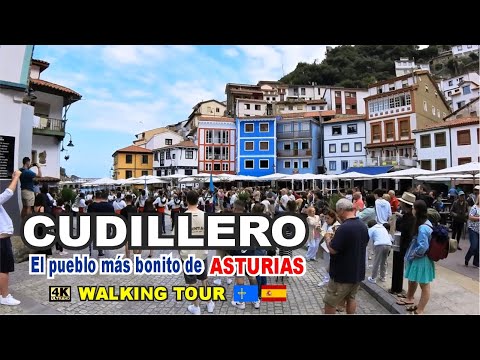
{"left": 32, "top": 45, "right": 340, "bottom": 178}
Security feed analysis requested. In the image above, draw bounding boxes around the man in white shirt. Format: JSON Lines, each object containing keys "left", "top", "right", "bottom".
{"left": 373, "top": 189, "right": 392, "bottom": 225}
{"left": 112, "top": 192, "right": 127, "bottom": 214}
{"left": 0, "top": 170, "right": 22, "bottom": 306}
{"left": 277, "top": 189, "right": 289, "bottom": 213}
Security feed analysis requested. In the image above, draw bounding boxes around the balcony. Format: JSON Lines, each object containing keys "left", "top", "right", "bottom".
{"left": 32, "top": 117, "right": 66, "bottom": 138}
{"left": 277, "top": 130, "right": 312, "bottom": 139}
{"left": 365, "top": 156, "right": 416, "bottom": 167}
{"left": 277, "top": 149, "right": 312, "bottom": 157}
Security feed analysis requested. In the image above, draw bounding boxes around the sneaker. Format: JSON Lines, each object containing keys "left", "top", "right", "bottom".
{"left": 0, "top": 294, "right": 21, "bottom": 306}
{"left": 379, "top": 277, "right": 386, "bottom": 282}
{"left": 213, "top": 279, "right": 222, "bottom": 286}
{"left": 207, "top": 300, "right": 215, "bottom": 313}
{"left": 253, "top": 300, "right": 261, "bottom": 309}
{"left": 318, "top": 279, "right": 329, "bottom": 287}
{"left": 226, "top": 278, "right": 233, "bottom": 285}
{"left": 367, "top": 276, "right": 376, "bottom": 284}
{"left": 59, "top": 251, "right": 69, "bottom": 255}
{"left": 231, "top": 300, "right": 246, "bottom": 310}
{"left": 187, "top": 304, "right": 201, "bottom": 315}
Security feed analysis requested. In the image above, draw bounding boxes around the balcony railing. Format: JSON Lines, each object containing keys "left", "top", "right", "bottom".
{"left": 277, "top": 130, "right": 312, "bottom": 139}
{"left": 365, "top": 156, "right": 415, "bottom": 167}
{"left": 277, "top": 149, "right": 312, "bottom": 157}
{"left": 32, "top": 117, "right": 66, "bottom": 137}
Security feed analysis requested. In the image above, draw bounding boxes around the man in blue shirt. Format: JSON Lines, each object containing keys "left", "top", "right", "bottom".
{"left": 19, "top": 157, "right": 41, "bottom": 219}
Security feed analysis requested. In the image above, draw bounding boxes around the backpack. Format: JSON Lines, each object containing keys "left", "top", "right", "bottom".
{"left": 425, "top": 224, "right": 450, "bottom": 261}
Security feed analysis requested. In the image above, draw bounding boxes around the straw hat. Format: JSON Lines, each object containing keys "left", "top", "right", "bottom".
{"left": 398, "top": 192, "right": 416, "bottom": 206}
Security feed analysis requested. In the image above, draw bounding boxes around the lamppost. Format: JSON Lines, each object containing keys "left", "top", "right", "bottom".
{"left": 61, "top": 132, "right": 74, "bottom": 160}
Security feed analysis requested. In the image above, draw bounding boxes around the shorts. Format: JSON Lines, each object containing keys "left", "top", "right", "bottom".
{"left": 183, "top": 258, "right": 208, "bottom": 284}
{"left": 323, "top": 279, "right": 360, "bottom": 307}
{"left": 0, "top": 237, "right": 15, "bottom": 273}
{"left": 21, "top": 189, "right": 35, "bottom": 207}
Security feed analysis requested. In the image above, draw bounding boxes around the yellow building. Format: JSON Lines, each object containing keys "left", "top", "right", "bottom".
{"left": 112, "top": 145, "right": 153, "bottom": 179}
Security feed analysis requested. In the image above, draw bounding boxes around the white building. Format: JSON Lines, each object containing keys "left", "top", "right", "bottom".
{"left": 30, "top": 59, "right": 82, "bottom": 180}
{"left": 285, "top": 85, "right": 368, "bottom": 115}
{"left": 323, "top": 116, "right": 367, "bottom": 174}
{"left": 236, "top": 98, "right": 268, "bottom": 117}
{"left": 451, "top": 45, "right": 479, "bottom": 58}
{"left": 394, "top": 57, "right": 430, "bottom": 77}
{"left": 183, "top": 99, "right": 226, "bottom": 139}
{"left": 155, "top": 140, "right": 198, "bottom": 176}
{"left": 0, "top": 45, "right": 34, "bottom": 231}
{"left": 450, "top": 81, "right": 479, "bottom": 111}
{"left": 414, "top": 116, "right": 479, "bottom": 170}
{"left": 438, "top": 72, "right": 480, "bottom": 103}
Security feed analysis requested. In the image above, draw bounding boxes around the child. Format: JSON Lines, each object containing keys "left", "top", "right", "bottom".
{"left": 367, "top": 220, "right": 393, "bottom": 283}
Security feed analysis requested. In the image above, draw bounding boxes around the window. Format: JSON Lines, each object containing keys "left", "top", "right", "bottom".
{"left": 457, "top": 101, "right": 465, "bottom": 109}
{"left": 329, "top": 144, "right": 336, "bottom": 153}
{"left": 244, "top": 160, "right": 254, "bottom": 169}
{"left": 372, "top": 124, "right": 381, "bottom": 141}
{"left": 244, "top": 123, "right": 254, "bottom": 133}
{"left": 355, "top": 142, "right": 362, "bottom": 152}
{"left": 420, "top": 134, "right": 431, "bottom": 148}
{"left": 458, "top": 157, "right": 471, "bottom": 165}
{"left": 284, "top": 161, "right": 291, "bottom": 169}
{"left": 272, "top": 97, "right": 276, "bottom": 101}
{"left": 293, "top": 161, "right": 299, "bottom": 169}
{"left": 457, "top": 130, "right": 471, "bottom": 145}
{"left": 378, "top": 87, "right": 383, "bottom": 94}
{"left": 399, "top": 119, "right": 410, "bottom": 137}
{"left": 389, "top": 84, "right": 395, "bottom": 91}
{"left": 457, "top": 46, "right": 462, "bottom": 51}
{"left": 346, "top": 104, "right": 351, "bottom": 110}
{"left": 245, "top": 141, "right": 254, "bottom": 151}
{"left": 288, "top": 105, "right": 293, "bottom": 110}
{"left": 431, "top": 105, "right": 436, "bottom": 116}
{"left": 297, "top": 105, "right": 303, "bottom": 110}
{"left": 142, "top": 154, "right": 148, "bottom": 164}
{"left": 185, "top": 150, "right": 193, "bottom": 159}
{"left": 435, "top": 132, "right": 446, "bottom": 147}
{"left": 302, "top": 161, "right": 309, "bottom": 169}
{"left": 423, "top": 101, "right": 427, "bottom": 111}
{"left": 402, "top": 80, "right": 409, "bottom": 88}
{"left": 311, "top": 106, "right": 316, "bottom": 110}
{"left": 266, "top": 97, "right": 270, "bottom": 101}
{"left": 259, "top": 160, "right": 269, "bottom": 169}
{"left": 156, "top": 170, "right": 161, "bottom": 176}
{"left": 213, "top": 163, "right": 221, "bottom": 171}
{"left": 332, "top": 126, "right": 342, "bottom": 135}
{"left": 244, "top": 104, "right": 251, "bottom": 110}
{"left": 341, "top": 143, "right": 349, "bottom": 152}
{"left": 205, "top": 163, "right": 212, "bottom": 171}
{"left": 420, "top": 160, "right": 431, "bottom": 170}
{"left": 165, "top": 149, "right": 171, "bottom": 159}
{"left": 284, "top": 143, "right": 291, "bottom": 150}
{"left": 301, "top": 141, "right": 309, "bottom": 150}
{"left": 435, "top": 159, "right": 447, "bottom": 170}
{"left": 126, "top": 170, "right": 132, "bottom": 178}
{"left": 335, "top": 104, "right": 342, "bottom": 110}
{"left": 467, "top": 45, "right": 472, "bottom": 49}
{"left": 126, "top": 154, "right": 132, "bottom": 164}
{"left": 458, "top": 77, "right": 464, "bottom": 82}
{"left": 216, "top": 107, "right": 220, "bottom": 113}
{"left": 341, "top": 160, "right": 348, "bottom": 170}
{"left": 185, "top": 169, "right": 193, "bottom": 175}
{"left": 259, "top": 141, "right": 269, "bottom": 150}
{"left": 385, "top": 121, "right": 395, "bottom": 139}
{"left": 352, "top": 104, "right": 357, "bottom": 110}
{"left": 425, "top": 85, "right": 429, "bottom": 92}
{"left": 142, "top": 170, "right": 148, "bottom": 176}
{"left": 260, "top": 123, "right": 269, "bottom": 132}
{"left": 448, "top": 80, "right": 453, "bottom": 86}
{"left": 329, "top": 161, "right": 336, "bottom": 171}
{"left": 206, "top": 130, "right": 213, "bottom": 143}
{"left": 389, "top": 97, "right": 395, "bottom": 109}
{"left": 165, "top": 139, "right": 172, "bottom": 145}
{"left": 437, "top": 109, "right": 441, "bottom": 118}
{"left": 347, "top": 124, "right": 357, "bottom": 134}
{"left": 301, "top": 88, "right": 306, "bottom": 95}
{"left": 154, "top": 152, "right": 158, "bottom": 161}
{"left": 347, "top": 92, "right": 356, "bottom": 98}
{"left": 463, "top": 85, "right": 471, "bottom": 95}
{"left": 255, "top": 104, "right": 261, "bottom": 111}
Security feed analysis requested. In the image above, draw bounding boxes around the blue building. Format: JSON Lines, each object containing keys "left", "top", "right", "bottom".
{"left": 235, "top": 116, "right": 277, "bottom": 176}
{"left": 276, "top": 113, "right": 321, "bottom": 174}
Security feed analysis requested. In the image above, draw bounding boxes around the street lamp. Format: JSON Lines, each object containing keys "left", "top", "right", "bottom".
{"left": 65, "top": 132, "right": 74, "bottom": 147}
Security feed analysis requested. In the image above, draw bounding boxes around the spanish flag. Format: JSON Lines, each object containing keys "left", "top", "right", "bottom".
{"left": 261, "top": 285, "right": 287, "bottom": 302}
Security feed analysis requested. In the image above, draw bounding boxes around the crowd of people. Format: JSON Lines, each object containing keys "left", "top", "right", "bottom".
{"left": 1, "top": 159, "right": 479, "bottom": 314}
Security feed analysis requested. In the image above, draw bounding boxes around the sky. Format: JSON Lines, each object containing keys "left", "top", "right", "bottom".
{"left": 33, "top": 45, "right": 428, "bottom": 178}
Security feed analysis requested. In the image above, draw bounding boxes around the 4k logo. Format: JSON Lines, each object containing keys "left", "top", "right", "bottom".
{"left": 49, "top": 286, "right": 71, "bottom": 302}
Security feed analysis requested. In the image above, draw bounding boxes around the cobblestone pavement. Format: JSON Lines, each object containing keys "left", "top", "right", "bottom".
{"left": 2, "top": 218, "right": 388, "bottom": 315}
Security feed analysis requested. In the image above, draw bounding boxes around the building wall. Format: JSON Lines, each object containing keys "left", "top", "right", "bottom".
{"left": 451, "top": 86, "right": 480, "bottom": 111}
{"left": 236, "top": 99, "right": 267, "bottom": 117}
{"left": 324, "top": 121, "right": 366, "bottom": 174}
{"left": 32, "top": 134, "right": 60, "bottom": 178}
{"left": 32, "top": 91, "right": 64, "bottom": 119}
{"left": 452, "top": 45, "right": 479, "bottom": 57}
{"left": 154, "top": 147, "right": 198, "bottom": 176}
{"left": 145, "top": 131, "right": 184, "bottom": 151}
{"left": 413, "top": 73, "right": 450, "bottom": 129}
{"left": 450, "top": 125, "right": 479, "bottom": 165}
{"left": 199, "top": 101, "right": 226, "bottom": 117}
{"left": 236, "top": 118, "right": 276, "bottom": 176}
{"left": 114, "top": 153, "right": 153, "bottom": 179}
{"left": 438, "top": 72, "right": 480, "bottom": 101}
{"left": 415, "top": 129, "right": 451, "bottom": 169}
{"left": 198, "top": 121, "right": 236, "bottom": 174}
{"left": 0, "top": 45, "right": 33, "bottom": 88}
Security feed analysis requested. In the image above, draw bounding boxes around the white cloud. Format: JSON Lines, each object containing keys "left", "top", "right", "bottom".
{"left": 102, "top": 45, "right": 168, "bottom": 66}
{"left": 124, "top": 89, "right": 152, "bottom": 98}
{"left": 224, "top": 48, "right": 239, "bottom": 57}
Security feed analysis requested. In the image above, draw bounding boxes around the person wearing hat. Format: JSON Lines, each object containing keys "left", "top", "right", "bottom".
{"left": 392, "top": 192, "right": 417, "bottom": 296}
{"left": 450, "top": 191, "right": 468, "bottom": 250}
{"left": 467, "top": 185, "right": 479, "bottom": 207}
